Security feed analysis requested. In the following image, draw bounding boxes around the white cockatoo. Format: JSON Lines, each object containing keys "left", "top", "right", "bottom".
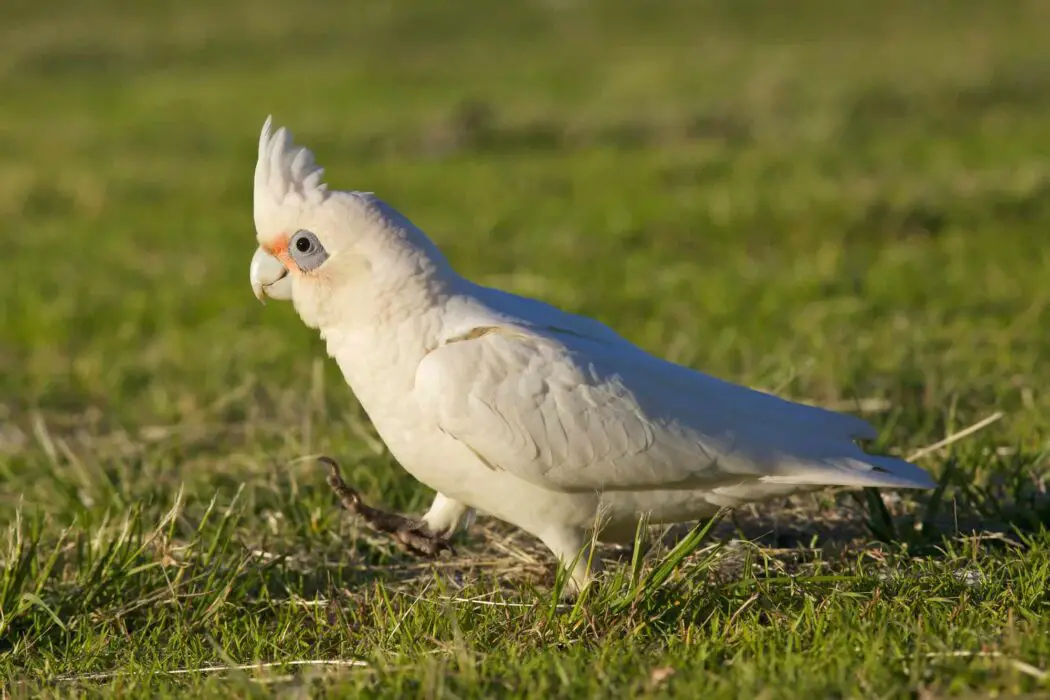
{"left": 248, "top": 117, "right": 934, "bottom": 592}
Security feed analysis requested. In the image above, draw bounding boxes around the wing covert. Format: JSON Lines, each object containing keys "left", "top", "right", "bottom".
{"left": 413, "top": 324, "right": 920, "bottom": 494}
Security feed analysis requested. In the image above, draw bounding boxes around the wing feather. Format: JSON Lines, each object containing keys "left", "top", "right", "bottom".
{"left": 414, "top": 324, "right": 933, "bottom": 494}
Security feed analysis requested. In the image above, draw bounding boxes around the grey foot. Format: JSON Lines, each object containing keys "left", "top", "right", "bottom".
{"left": 320, "top": 456, "right": 455, "bottom": 558}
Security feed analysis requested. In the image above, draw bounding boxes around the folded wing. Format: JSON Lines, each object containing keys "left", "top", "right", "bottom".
{"left": 413, "top": 324, "right": 933, "bottom": 494}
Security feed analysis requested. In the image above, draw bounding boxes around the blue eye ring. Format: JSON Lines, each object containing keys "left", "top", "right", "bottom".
{"left": 289, "top": 230, "right": 329, "bottom": 272}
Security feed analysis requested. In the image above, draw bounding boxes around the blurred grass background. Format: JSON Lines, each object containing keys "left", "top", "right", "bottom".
{"left": 1, "top": 0, "right": 1049, "bottom": 696}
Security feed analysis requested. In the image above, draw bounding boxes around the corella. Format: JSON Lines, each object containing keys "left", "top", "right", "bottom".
{"left": 248, "top": 118, "right": 934, "bottom": 593}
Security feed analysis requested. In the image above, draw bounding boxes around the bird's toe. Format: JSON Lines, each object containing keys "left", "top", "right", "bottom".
{"left": 395, "top": 521, "right": 455, "bottom": 558}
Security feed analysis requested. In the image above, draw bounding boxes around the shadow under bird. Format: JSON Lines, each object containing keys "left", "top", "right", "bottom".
{"left": 247, "top": 117, "right": 935, "bottom": 594}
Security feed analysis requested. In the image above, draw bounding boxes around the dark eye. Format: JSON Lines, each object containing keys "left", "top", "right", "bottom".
{"left": 288, "top": 230, "right": 329, "bottom": 272}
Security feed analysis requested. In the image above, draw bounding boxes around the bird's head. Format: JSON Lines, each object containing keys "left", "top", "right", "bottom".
{"left": 249, "top": 117, "right": 453, "bottom": 330}
{"left": 249, "top": 117, "right": 430, "bottom": 331}
{"left": 249, "top": 117, "right": 346, "bottom": 310}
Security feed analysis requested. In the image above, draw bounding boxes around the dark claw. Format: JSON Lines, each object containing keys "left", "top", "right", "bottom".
{"left": 320, "top": 456, "right": 454, "bottom": 558}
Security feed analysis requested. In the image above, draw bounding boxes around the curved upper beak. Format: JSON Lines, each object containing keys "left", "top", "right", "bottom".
{"left": 250, "top": 247, "right": 292, "bottom": 303}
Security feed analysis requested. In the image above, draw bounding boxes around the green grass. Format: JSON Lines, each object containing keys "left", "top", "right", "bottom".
{"left": 2, "top": 0, "right": 1050, "bottom": 696}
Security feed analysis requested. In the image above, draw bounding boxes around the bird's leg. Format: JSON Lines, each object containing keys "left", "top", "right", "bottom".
{"left": 421, "top": 493, "right": 476, "bottom": 539}
{"left": 320, "top": 456, "right": 454, "bottom": 557}
{"left": 539, "top": 526, "right": 602, "bottom": 599}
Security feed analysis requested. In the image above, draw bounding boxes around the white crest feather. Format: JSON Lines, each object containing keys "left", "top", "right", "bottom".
{"left": 254, "top": 116, "right": 329, "bottom": 235}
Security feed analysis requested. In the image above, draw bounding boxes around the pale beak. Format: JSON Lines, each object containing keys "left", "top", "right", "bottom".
{"left": 250, "top": 247, "right": 292, "bottom": 303}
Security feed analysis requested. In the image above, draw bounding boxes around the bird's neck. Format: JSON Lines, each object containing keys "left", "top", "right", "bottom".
{"left": 306, "top": 193, "right": 469, "bottom": 410}
{"left": 310, "top": 240, "right": 460, "bottom": 390}
{"left": 316, "top": 272, "right": 456, "bottom": 425}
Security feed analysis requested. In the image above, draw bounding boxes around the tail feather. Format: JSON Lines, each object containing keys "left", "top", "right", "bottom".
{"left": 759, "top": 453, "right": 936, "bottom": 490}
